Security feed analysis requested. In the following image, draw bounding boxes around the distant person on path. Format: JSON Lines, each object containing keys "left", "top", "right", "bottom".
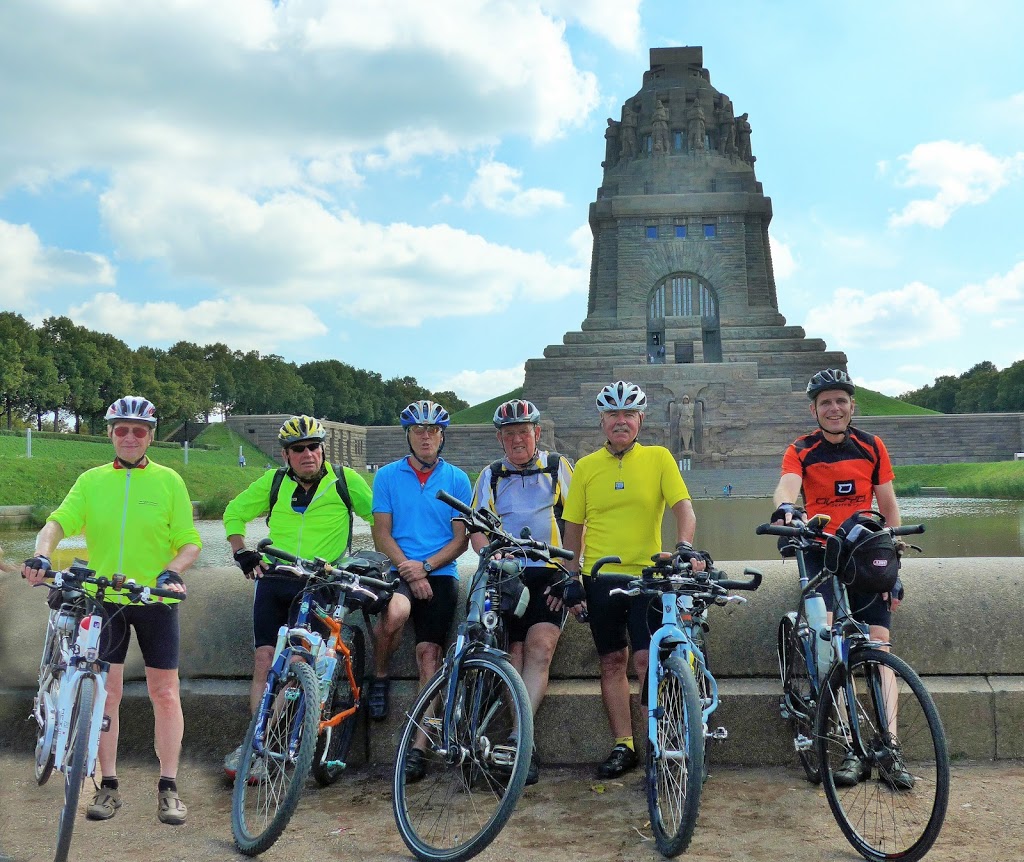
{"left": 557, "top": 381, "right": 706, "bottom": 779}
{"left": 471, "top": 399, "right": 574, "bottom": 785}
{"left": 221, "top": 415, "right": 374, "bottom": 779}
{"left": 22, "top": 396, "right": 200, "bottom": 825}
{"left": 368, "top": 400, "right": 471, "bottom": 780}
{"left": 771, "top": 368, "right": 909, "bottom": 789}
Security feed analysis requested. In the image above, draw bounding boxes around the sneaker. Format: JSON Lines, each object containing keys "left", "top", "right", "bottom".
{"left": 833, "top": 751, "right": 872, "bottom": 787}
{"left": 597, "top": 744, "right": 638, "bottom": 779}
{"left": 525, "top": 751, "right": 540, "bottom": 786}
{"left": 223, "top": 743, "right": 243, "bottom": 779}
{"left": 157, "top": 788, "right": 187, "bottom": 826}
{"left": 879, "top": 753, "right": 915, "bottom": 791}
{"left": 368, "top": 677, "right": 391, "bottom": 722}
{"left": 86, "top": 786, "right": 122, "bottom": 821}
{"left": 225, "top": 744, "right": 269, "bottom": 784}
{"left": 404, "top": 748, "right": 427, "bottom": 783}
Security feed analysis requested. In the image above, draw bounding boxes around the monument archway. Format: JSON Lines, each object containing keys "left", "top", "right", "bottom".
{"left": 647, "top": 273, "right": 721, "bottom": 364}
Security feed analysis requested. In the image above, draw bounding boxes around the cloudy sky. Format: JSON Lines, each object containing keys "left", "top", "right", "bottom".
{"left": 1, "top": 1, "right": 1022, "bottom": 404}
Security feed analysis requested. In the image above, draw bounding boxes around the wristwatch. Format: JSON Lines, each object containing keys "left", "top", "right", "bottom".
{"left": 423, "top": 561, "right": 434, "bottom": 574}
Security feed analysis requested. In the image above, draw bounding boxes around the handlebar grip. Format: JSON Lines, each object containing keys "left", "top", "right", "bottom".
{"left": 257, "top": 540, "right": 299, "bottom": 564}
{"left": 755, "top": 523, "right": 801, "bottom": 537}
{"left": 716, "top": 567, "right": 762, "bottom": 591}
{"left": 435, "top": 489, "right": 473, "bottom": 517}
{"left": 141, "top": 585, "right": 188, "bottom": 601}
{"left": 355, "top": 575, "right": 401, "bottom": 593}
{"left": 548, "top": 546, "right": 575, "bottom": 561}
{"left": 893, "top": 524, "right": 926, "bottom": 535}
{"left": 589, "top": 555, "right": 621, "bottom": 577}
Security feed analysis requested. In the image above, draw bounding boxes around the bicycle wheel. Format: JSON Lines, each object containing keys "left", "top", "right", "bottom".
{"left": 816, "top": 648, "right": 949, "bottom": 862}
{"left": 54, "top": 675, "right": 95, "bottom": 862}
{"left": 232, "top": 659, "right": 320, "bottom": 856}
{"left": 646, "top": 655, "right": 704, "bottom": 857}
{"left": 689, "top": 625, "right": 712, "bottom": 784}
{"left": 393, "top": 653, "right": 533, "bottom": 862}
{"left": 778, "top": 614, "right": 820, "bottom": 783}
{"left": 313, "top": 624, "right": 365, "bottom": 786}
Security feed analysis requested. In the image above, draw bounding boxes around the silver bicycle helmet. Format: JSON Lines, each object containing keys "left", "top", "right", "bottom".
{"left": 104, "top": 396, "right": 158, "bottom": 425}
{"left": 493, "top": 399, "right": 540, "bottom": 428}
{"left": 596, "top": 381, "right": 648, "bottom": 413}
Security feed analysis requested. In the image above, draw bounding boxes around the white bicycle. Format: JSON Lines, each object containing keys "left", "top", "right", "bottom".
{"left": 32, "top": 563, "right": 184, "bottom": 862}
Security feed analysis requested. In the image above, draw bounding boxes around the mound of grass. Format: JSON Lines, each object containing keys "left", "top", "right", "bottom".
{"left": 450, "top": 387, "right": 524, "bottom": 425}
{"left": 894, "top": 461, "right": 1024, "bottom": 498}
{"left": 855, "top": 388, "right": 938, "bottom": 416}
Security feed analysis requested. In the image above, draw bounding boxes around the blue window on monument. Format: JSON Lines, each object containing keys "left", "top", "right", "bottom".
{"left": 645, "top": 135, "right": 653, "bottom": 153}
{"left": 646, "top": 226, "right": 658, "bottom": 240}
{"left": 703, "top": 223, "right": 717, "bottom": 238}
{"left": 674, "top": 132, "right": 683, "bottom": 151}
{"left": 675, "top": 225, "right": 687, "bottom": 239}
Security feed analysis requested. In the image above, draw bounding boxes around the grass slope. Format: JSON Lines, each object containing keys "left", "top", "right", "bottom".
{"left": 450, "top": 387, "right": 524, "bottom": 424}
{"left": 894, "top": 461, "right": 1024, "bottom": 498}
{"left": 854, "top": 388, "right": 938, "bottom": 416}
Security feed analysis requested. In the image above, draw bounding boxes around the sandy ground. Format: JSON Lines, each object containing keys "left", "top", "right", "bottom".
{"left": 2, "top": 754, "right": 1022, "bottom": 862}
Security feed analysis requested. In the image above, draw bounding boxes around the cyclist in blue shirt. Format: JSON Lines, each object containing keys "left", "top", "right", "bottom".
{"left": 368, "top": 400, "right": 471, "bottom": 781}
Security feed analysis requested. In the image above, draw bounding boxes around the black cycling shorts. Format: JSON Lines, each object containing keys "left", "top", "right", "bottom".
{"left": 395, "top": 575, "right": 459, "bottom": 648}
{"left": 805, "top": 549, "right": 893, "bottom": 630}
{"left": 99, "top": 601, "right": 180, "bottom": 670}
{"left": 252, "top": 575, "right": 333, "bottom": 649}
{"left": 584, "top": 575, "right": 660, "bottom": 657}
{"left": 507, "top": 566, "right": 568, "bottom": 644}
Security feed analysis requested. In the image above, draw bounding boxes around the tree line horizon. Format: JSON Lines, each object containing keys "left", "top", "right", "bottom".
{"left": 0, "top": 313, "right": 468, "bottom": 434}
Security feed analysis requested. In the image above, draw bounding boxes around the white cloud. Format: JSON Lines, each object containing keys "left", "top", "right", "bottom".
{"left": 432, "top": 365, "right": 525, "bottom": 404}
{"left": 888, "top": 141, "right": 1024, "bottom": 228}
{"left": 67, "top": 292, "right": 326, "bottom": 351}
{"left": 462, "top": 160, "right": 567, "bottom": 216}
{"left": 769, "top": 235, "right": 796, "bottom": 280}
{"left": 568, "top": 223, "right": 593, "bottom": 269}
{"left": 98, "top": 173, "right": 588, "bottom": 326}
{"left": 0, "top": 219, "right": 115, "bottom": 306}
{"left": 0, "top": 1, "right": 602, "bottom": 193}
{"left": 540, "top": 0, "right": 642, "bottom": 52}
{"left": 804, "top": 280, "right": 960, "bottom": 350}
{"left": 951, "top": 260, "right": 1024, "bottom": 316}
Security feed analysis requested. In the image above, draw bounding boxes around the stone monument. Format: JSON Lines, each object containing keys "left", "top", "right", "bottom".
{"left": 522, "top": 47, "right": 847, "bottom": 467}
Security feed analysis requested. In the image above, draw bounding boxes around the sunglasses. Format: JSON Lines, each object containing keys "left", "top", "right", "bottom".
{"left": 287, "top": 442, "right": 322, "bottom": 454}
{"left": 112, "top": 426, "right": 150, "bottom": 439}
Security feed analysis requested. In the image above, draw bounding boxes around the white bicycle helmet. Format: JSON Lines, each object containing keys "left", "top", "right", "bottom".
{"left": 493, "top": 399, "right": 540, "bottom": 428}
{"left": 104, "top": 396, "right": 158, "bottom": 425}
{"left": 400, "top": 400, "right": 451, "bottom": 428}
{"left": 596, "top": 381, "right": 648, "bottom": 413}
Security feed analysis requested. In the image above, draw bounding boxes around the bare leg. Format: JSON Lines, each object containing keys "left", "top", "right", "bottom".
{"left": 373, "top": 593, "right": 412, "bottom": 677}
{"left": 98, "top": 663, "right": 125, "bottom": 779}
{"left": 146, "top": 666, "right": 183, "bottom": 779}
{"left": 599, "top": 648, "right": 633, "bottom": 740}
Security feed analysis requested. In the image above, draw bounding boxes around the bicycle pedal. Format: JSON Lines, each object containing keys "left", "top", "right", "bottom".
{"left": 779, "top": 697, "right": 791, "bottom": 720}
{"left": 794, "top": 734, "right": 813, "bottom": 752}
{"left": 491, "top": 745, "right": 517, "bottom": 768}
{"left": 707, "top": 726, "right": 728, "bottom": 740}
{"left": 324, "top": 760, "right": 347, "bottom": 770}
{"left": 285, "top": 689, "right": 301, "bottom": 702}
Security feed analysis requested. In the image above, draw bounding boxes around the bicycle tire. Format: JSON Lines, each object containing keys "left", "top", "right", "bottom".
{"left": 393, "top": 653, "right": 533, "bottom": 862}
{"left": 54, "top": 675, "right": 95, "bottom": 862}
{"left": 778, "top": 614, "right": 820, "bottom": 784}
{"left": 312, "top": 624, "right": 365, "bottom": 786}
{"left": 816, "top": 648, "right": 949, "bottom": 862}
{"left": 646, "top": 655, "right": 704, "bottom": 857}
{"left": 232, "top": 659, "right": 320, "bottom": 856}
{"left": 34, "top": 676, "right": 60, "bottom": 786}
{"left": 690, "top": 626, "right": 712, "bottom": 784}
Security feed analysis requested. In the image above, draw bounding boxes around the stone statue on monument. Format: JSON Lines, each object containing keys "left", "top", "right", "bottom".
{"left": 603, "top": 118, "right": 620, "bottom": 167}
{"left": 652, "top": 99, "right": 671, "bottom": 154}
{"left": 619, "top": 101, "right": 638, "bottom": 159}
{"left": 735, "top": 112, "right": 754, "bottom": 163}
{"left": 717, "top": 95, "right": 736, "bottom": 156}
{"left": 686, "top": 99, "right": 706, "bottom": 152}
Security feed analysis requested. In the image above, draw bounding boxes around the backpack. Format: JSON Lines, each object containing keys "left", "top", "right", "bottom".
{"left": 266, "top": 463, "right": 354, "bottom": 555}
{"left": 487, "top": 452, "right": 566, "bottom": 538}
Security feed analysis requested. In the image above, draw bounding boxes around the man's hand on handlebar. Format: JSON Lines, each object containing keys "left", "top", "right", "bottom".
{"left": 545, "top": 574, "right": 587, "bottom": 621}
{"left": 156, "top": 570, "right": 187, "bottom": 595}
{"left": 770, "top": 502, "right": 805, "bottom": 525}
{"left": 675, "top": 541, "right": 708, "bottom": 573}
{"left": 22, "top": 554, "right": 52, "bottom": 586}
{"left": 234, "top": 548, "right": 267, "bottom": 580}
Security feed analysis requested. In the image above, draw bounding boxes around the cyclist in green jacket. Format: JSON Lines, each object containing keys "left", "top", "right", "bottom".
{"left": 22, "top": 396, "right": 200, "bottom": 826}
{"left": 221, "top": 415, "right": 374, "bottom": 779}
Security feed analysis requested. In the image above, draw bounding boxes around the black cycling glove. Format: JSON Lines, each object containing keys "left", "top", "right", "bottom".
{"left": 890, "top": 577, "right": 905, "bottom": 602}
{"left": 234, "top": 548, "right": 264, "bottom": 579}
{"left": 675, "top": 541, "right": 711, "bottom": 567}
{"left": 770, "top": 503, "right": 805, "bottom": 524}
{"left": 156, "top": 570, "right": 184, "bottom": 589}
{"left": 549, "top": 576, "right": 586, "bottom": 607}
{"left": 23, "top": 554, "right": 52, "bottom": 578}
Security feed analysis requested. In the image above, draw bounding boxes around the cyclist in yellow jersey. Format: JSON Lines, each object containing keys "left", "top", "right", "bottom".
{"left": 558, "top": 381, "right": 706, "bottom": 779}
{"left": 22, "top": 396, "right": 200, "bottom": 826}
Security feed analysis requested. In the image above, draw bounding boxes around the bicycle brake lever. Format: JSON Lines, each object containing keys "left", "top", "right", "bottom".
{"left": 608, "top": 587, "right": 642, "bottom": 597}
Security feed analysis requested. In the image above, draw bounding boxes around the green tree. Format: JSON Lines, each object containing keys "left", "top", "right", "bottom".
{"left": 996, "top": 359, "right": 1024, "bottom": 412}
{"left": 0, "top": 312, "right": 31, "bottom": 429}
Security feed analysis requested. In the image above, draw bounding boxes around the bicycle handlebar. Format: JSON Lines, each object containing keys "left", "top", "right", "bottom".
{"left": 256, "top": 539, "right": 400, "bottom": 593}
{"left": 435, "top": 489, "right": 575, "bottom": 562}
{"left": 45, "top": 566, "right": 186, "bottom": 602}
{"left": 716, "top": 568, "right": 763, "bottom": 591}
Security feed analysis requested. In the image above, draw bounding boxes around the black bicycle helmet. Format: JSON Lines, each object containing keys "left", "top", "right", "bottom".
{"left": 806, "top": 369, "right": 855, "bottom": 400}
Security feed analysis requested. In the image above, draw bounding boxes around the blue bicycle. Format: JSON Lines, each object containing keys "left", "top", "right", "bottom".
{"left": 601, "top": 551, "right": 762, "bottom": 857}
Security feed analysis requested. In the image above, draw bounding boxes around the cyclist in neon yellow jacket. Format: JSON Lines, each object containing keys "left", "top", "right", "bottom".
{"left": 22, "top": 396, "right": 200, "bottom": 826}
{"left": 221, "top": 414, "right": 374, "bottom": 779}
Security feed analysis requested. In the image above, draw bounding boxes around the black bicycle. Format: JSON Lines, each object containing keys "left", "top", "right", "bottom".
{"left": 757, "top": 515, "right": 949, "bottom": 862}
{"left": 392, "top": 489, "right": 574, "bottom": 862}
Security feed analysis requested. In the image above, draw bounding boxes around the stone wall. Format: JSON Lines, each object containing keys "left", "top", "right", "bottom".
{"left": 226, "top": 414, "right": 368, "bottom": 470}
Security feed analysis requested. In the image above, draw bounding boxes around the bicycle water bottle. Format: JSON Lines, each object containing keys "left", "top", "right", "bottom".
{"left": 318, "top": 647, "right": 337, "bottom": 705}
{"left": 804, "top": 591, "right": 831, "bottom": 682}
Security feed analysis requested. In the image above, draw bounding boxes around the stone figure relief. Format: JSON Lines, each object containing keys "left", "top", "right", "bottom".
{"left": 717, "top": 96, "right": 736, "bottom": 156}
{"left": 735, "top": 112, "right": 753, "bottom": 163}
{"left": 686, "top": 99, "right": 706, "bottom": 152}
{"left": 619, "top": 101, "right": 638, "bottom": 159}
{"left": 668, "top": 394, "right": 703, "bottom": 455}
{"left": 651, "top": 99, "right": 671, "bottom": 154}
{"left": 603, "top": 118, "right": 620, "bottom": 167}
